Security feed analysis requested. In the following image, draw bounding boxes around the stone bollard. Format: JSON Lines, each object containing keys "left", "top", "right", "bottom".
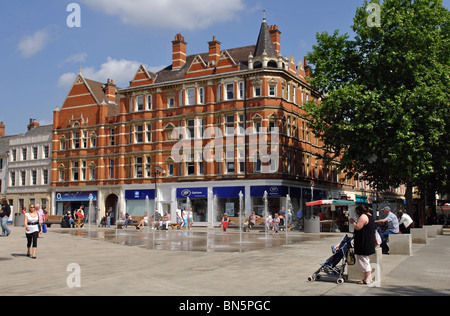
{"left": 432, "top": 225, "right": 443, "bottom": 235}
{"left": 424, "top": 225, "right": 437, "bottom": 238}
{"left": 411, "top": 228, "right": 428, "bottom": 244}
{"left": 347, "top": 246, "right": 382, "bottom": 286}
{"left": 389, "top": 234, "right": 412, "bottom": 255}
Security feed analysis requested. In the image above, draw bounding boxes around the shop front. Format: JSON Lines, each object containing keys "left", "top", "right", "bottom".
{"left": 250, "top": 185, "right": 288, "bottom": 216}
{"left": 125, "top": 189, "right": 155, "bottom": 217}
{"left": 176, "top": 187, "right": 208, "bottom": 223}
{"left": 212, "top": 186, "right": 245, "bottom": 220}
{"left": 54, "top": 191, "right": 97, "bottom": 217}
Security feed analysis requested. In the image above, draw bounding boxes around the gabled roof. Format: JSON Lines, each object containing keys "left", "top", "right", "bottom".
{"left": 130, "top": 65, "right": 156, "bottom": 87}
{"left": 153, "top": 45, "right": 255, "bottom": 84}
{"left": 61, "top": 74, "right": 120, "bottom": 117}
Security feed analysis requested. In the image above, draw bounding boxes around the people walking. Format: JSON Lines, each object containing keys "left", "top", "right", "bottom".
{"left": 24, "top": 204, "right": 40, "bottom": 259}
{"left": 0, "top": 198, "right": 11, "bottom": 237}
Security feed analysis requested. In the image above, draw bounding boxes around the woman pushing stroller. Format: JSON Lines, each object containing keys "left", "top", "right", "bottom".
{"left": 349, "top": 205, "right": 375, "bottom": 285}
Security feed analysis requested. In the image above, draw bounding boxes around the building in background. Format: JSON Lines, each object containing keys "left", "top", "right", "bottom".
{"left": 51, "top": 17, "right": 405, "bottom": 225}
{"left": 0, "top": 119, "right": 52, "bottom": 214}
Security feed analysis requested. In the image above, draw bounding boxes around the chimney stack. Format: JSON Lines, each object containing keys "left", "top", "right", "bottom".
{"left": 27, "top": 118, "right": 39, "bottom": 131}
{"left": 269, "top": 25, "right": 281, "bottom": 55}
{"left": 172, "top": 33, "right": 187, "bottom": 70}
{"left": 304, "top": 56, "right": 311, "bottom": 77}
{"left": 0, "top": 122, "right": 5, "bottom": 137}
{"left": 104, "top": 79, "right": 116, "bottom": 103}
{"left": 208, "top": 36, "right": 221, "bottom": 66}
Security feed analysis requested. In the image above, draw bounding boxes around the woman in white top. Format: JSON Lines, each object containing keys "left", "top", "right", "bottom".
{"left": 24, "top": 204, "right": 40, "bottom": 259}
{"left": 136, "top": 212, "right": 148, "bottom": 230}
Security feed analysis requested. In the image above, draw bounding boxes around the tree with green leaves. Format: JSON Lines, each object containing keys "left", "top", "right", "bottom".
{"left": 305, "top": 0, "right": 449, "bottom": 217}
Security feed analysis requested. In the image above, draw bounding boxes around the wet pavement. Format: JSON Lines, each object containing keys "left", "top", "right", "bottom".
{"left": 1, "top": 225, "right": 449, "bottom": 297}
{"left": 56, "top": 226, "right": 337, "bottom": 252}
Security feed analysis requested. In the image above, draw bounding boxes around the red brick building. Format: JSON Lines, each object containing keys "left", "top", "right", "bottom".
{"left": 52, "top": 18, "right": 397, "bottom": 225}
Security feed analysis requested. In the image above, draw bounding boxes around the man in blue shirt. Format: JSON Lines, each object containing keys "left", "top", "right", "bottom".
{"left": 375, "top": 206, "right": 399, "bottom": 254}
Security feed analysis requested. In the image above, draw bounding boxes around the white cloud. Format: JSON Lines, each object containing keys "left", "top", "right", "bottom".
{"left": 57, "top": 72, "right": 78, "bottom": 88}
{"left": 17, "top": 26, "right": 55, "bottom": 58}
{"left": 80, "top": 0, "right": 246, "bottom": 30}
{"left": 64, "top": 52, "right": 88, "bottom": 64}
{"left": 58, "top": 57, "right": 146, "bottom": 88}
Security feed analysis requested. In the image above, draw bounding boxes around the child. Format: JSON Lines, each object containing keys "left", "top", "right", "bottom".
{"left": 272, "top": 213, "right": 280, "bottom": 234}
{"left": 265, "top": 212, "right": 273, "bottom": 231}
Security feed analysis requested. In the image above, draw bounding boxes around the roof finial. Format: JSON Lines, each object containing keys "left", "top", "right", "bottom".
{"left": 78, "top": 65, "right": 82, "bottom": 75}
{"left": 263, "top": 10, "right": 266, "bottom": 22}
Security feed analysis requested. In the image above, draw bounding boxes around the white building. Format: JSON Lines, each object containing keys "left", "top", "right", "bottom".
{"left": 5, "top": 120, "right": 52, "bottom": 213}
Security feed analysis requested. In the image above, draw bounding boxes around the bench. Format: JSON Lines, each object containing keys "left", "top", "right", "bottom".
{"left": 226, "top": 217, "right": 292, "bottom": 231}
{"left": 227, "top": 217, "right": 265, "bottom": 229}
{"left": 116, "top": 216, "right": 144, "bottom": 229}
{"left": 45, "top": 215, "right": 63, "bottom": 227}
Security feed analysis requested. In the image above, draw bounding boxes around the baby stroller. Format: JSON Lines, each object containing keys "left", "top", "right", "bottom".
{"left": 308, "top": 234, "right": 354, "bottom": 284}
{"left": 61, "top": 215, "right": 71, "bottom": 228}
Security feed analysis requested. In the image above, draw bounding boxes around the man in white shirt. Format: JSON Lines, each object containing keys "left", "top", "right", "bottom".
{"left": 397, "top": 210, "right": 414, "bottom": 234}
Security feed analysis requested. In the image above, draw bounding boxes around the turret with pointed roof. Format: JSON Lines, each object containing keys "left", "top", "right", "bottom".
{"left": 254, "top": 11, "right": 278, "bottom": 57}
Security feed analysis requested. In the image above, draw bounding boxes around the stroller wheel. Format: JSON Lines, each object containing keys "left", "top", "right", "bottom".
{"left": 337, "top": 278, "right": 345, "bottom": 285}
{"left": 307, "top": 275, "right": 315, "bottom": 282}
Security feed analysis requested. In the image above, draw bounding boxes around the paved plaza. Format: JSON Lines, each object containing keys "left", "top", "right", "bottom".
{"left": 1, "top": 225, "right": 449, "bottom": 297}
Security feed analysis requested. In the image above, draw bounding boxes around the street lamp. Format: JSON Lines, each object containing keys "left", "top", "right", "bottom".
{"left": 145, "top": 165, "right": 166, "bottom": 230}
{"left": 368, "top": 154, "right": 388, "bottom": 219}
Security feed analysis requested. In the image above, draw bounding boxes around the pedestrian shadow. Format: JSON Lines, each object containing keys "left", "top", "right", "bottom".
{"left": 10, "top": 253, "right": 27, "bottom": 258}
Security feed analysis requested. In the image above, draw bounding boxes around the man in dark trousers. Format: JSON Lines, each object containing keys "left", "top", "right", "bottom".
{"left": 0, "top": 198, "right": 11, "bottom": 236}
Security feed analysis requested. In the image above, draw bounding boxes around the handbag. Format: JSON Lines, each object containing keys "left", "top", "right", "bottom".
{"left": 347, "top": 248, "right": 355, "bottom": 265}
{"left": 375, "top": 230, "right": 382, "bottom": 246}
{"left": 42, "top": 222, "right": 47, "bottom": 233}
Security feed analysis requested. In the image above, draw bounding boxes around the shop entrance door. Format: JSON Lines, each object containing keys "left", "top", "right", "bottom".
{"left": 105, "top": 194, "right": 118, "bottom": 224}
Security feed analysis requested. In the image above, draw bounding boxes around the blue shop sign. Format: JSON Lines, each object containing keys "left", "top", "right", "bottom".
{"left": 125, "top": 189, "right": 155, "bottom": 200}
{"left": 302, "top": 188, "right": 326, "bottom": 200}
{"left": 289, "top": 187, "right": 302, "bottom": 198}
{"left": 213, "top": 186, "right": 245, "bottom": 198}
{"left": 177, "top": 187, "right": 208, "bottom": 199}
{"left": 55, "top": 191, "right": 97, "bottom": 202}
{"left": 250, "top": 185, "right": 288, "bottom": 197}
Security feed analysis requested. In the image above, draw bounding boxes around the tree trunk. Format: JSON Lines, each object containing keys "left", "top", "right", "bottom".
{"left": 405, "top": 180, "right": 413, "bottom": 216}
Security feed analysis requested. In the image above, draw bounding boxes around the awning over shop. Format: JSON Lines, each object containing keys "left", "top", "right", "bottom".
{"left": 213, "top": 186, "right": 245, "bottom": 198}
{"left": 125, "top": 189, "right": 155, "bottom": 200}
{"left": 305, "top": 199, "right": 356, "bottom": 207}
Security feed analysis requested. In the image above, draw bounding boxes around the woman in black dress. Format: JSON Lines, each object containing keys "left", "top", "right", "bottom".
{"left": 350, "top": 205, "right": 375, "bottom": 284}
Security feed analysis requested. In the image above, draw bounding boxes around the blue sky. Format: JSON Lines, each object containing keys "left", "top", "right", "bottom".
{"left": 1, "top": 0, "right": 448, "bottom": 136}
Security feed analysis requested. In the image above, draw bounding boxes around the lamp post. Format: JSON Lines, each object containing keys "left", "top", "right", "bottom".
{"left": 145, "top": 165, "right": 165, "bottom": 230}
{"left": 368, "top": 154, "right": 388, "bottom": 219}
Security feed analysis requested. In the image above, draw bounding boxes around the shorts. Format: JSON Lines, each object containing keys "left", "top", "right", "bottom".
{"left": 356, "top": 255, "right": 372, "bottom": 272}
